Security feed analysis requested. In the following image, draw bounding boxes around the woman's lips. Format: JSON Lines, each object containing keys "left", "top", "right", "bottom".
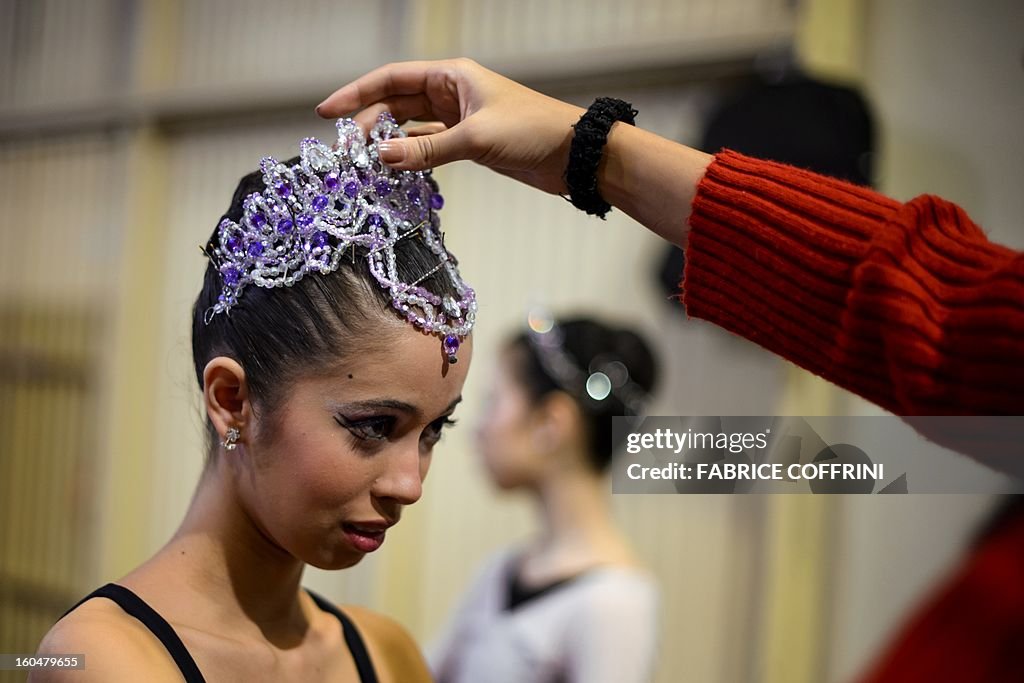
{"left": 342, "top": 522, "right": 389, "bottom": 552}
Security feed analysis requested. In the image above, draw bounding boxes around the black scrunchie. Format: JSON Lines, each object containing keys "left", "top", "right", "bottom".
{"left": 564, "top": 98, "right": 638, "bottom": 219}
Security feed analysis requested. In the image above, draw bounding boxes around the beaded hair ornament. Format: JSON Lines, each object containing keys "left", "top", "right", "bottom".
{"left": 526, "top": 311, "right": 650, "bottom": 416}
{"left": 202, "top": 113, "right": 476, "bottom": 363}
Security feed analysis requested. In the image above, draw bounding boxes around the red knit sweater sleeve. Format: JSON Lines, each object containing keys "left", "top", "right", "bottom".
{"left": 682, "top": 150, "right": 1024, "bottom": 416}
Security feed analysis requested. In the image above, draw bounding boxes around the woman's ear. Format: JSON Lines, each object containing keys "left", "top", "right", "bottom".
{"left": 532, "top": 392, "right": 585, "bottom": 458}
{"left": 203, "top": 357, "right": 250, "bottom": 446}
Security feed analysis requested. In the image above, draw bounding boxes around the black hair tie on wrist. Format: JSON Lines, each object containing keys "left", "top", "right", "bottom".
{"left": 564, "top": 97, "right": 638, "bottom": 219}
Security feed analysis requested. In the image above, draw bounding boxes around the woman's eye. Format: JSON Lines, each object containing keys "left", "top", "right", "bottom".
{"left": 423, "top": 416, "right": 457, "bottom": 445}
{"left": 335, "top": 415, "right": 395, "bottom": 442}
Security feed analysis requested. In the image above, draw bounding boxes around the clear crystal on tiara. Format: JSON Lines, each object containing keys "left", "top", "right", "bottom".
{"left": 302, "top": 140, "right": 333, "bottom": 173}
{"left": 443, "top": 295, "right": 461, "bottom": 318}
{"left": 204, "top": 113, "right": 477, "bottom": 358}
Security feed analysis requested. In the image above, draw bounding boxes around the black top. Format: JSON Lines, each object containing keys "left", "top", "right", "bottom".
{"left": 60, "top": 583, "right": 379, "bottom": 683}
{"left": 505, "top": 566, "right": 586, "bottom": 612}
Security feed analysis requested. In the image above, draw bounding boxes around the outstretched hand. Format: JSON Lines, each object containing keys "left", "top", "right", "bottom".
{"left": 321, "top": 58, "right": 710, "bottom": 246}
{"left": 317, "top": 58, "right": 584, "bottom": 195}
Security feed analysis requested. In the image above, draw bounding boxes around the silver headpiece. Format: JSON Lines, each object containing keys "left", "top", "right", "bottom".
{"left": 203, "top": 113, "right": 476, "bottom": 363}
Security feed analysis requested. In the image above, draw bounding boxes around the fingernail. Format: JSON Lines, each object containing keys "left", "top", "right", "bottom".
{"left": 315, "top": 103, "right": 325, "bottom": 116}
{"left": 377, "top": 140, "right": 406, "bottom": 164}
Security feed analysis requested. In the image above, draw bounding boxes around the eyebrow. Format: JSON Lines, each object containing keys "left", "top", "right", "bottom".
{"left": 335, "top": 395, "right": 463, "bottom": 420}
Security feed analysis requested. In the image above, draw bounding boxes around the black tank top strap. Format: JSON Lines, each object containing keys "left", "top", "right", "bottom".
{"left": 62, "top": 584, "right": 377, "bottom": 683}
{"left": 62, "top": 583, "right": 206, "bottom": 682}
{"left": 305, "top": 589, "right": 380, "bottom": 683}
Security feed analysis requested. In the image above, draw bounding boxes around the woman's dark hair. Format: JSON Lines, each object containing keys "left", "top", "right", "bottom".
{"left": 192, "top": 159, "right": 461, "bottom": 459}
{"left": 508, "top": 317, "right": 658, "bottom": 473}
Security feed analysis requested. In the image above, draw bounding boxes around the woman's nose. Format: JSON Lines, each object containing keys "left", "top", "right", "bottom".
{"left": 372, "top": 442, "right": 424, "bottom": 506}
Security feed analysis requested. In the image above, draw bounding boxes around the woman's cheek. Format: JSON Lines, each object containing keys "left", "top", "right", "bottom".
{"left": 277, "top": 448, "right": 360, "bottom": 512}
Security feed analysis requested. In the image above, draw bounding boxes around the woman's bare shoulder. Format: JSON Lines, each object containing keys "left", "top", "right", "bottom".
{"left": 341, "top": 604, "right": 432, "bottom": 683}
{"left": 29, "top": 597, "right": 182, "bottom": 682}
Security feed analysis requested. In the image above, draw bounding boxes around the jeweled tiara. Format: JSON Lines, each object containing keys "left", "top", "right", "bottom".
{"left": 202, "top": 113, "right": 476, "bottom": 363}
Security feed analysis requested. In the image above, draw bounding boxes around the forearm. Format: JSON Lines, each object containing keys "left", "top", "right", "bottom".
{"left": 597, "top": 121, "right": 713, "bottom": 246}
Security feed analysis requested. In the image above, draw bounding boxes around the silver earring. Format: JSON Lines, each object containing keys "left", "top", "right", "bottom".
{"left": 222, "top": 427, "right": 240, "bottom": 451}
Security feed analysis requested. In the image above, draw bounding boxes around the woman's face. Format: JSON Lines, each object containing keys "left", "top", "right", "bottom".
{"left": 237, "top": 323, "right": 472, "bottom": 570}
{"left": 475, "top": 350, "right": 549, "bottom": 490}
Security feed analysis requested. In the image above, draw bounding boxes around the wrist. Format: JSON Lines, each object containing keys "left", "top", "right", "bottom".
{"left": 598, "top": 123, "right": 713, "bottom": 246}
{"left": 552, "top": 104, "right": 586, "bottom": 194}
{"left": 564, "top": 98, "right": 638, "bottom": 218}
{"left": 595, "top": 121, "right": 634, "bottom": 213}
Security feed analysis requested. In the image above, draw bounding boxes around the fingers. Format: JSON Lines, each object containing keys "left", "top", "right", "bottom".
{"left": 317, "top": 60, "right": 451, "bottom": 118}
{"left": 318, "top": 59, "right": 487, "bottom": 172}
{"left": 377, "top": 126, "right": 471, "bottom": 171}
{"left": 350, "top": 105, "right": 446, "bottom": 142}
{"left": 349, "top": 103, "right": 394, "bottom": 134}
{"left": 405, "top": 122, "right": 448, "bottom": 137}
{"left": 350, "top": 94, "right": 442, "bottom": 132}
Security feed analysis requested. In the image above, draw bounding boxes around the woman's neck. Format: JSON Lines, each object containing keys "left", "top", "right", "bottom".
{"left": 132, "top": 460, "right": 311, "bottom": 641}
{"left": 526, "top": 458, "right": 632, "bottom": 575}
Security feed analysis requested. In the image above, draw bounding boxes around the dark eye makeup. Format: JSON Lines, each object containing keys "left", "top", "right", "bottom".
{"left": 423, "top": 416, "right": 458, "bottom": 445}
{"left": 333, "top": 413, "right": 459, "bottom": 449}
{"left": 334, "top": 414, "right": 396, "bottom": 442}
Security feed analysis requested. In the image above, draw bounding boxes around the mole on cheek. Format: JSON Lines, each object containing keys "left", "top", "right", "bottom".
{"left": 348, "top": 374, "right": 354, "bottom": 380}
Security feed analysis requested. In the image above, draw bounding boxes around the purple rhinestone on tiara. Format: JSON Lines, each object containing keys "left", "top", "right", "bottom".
{"left": 443, "top": 335, "right": 460, "bottom": 364}
{"left": 204, "top": 113, "right": 477, "bottom": 362}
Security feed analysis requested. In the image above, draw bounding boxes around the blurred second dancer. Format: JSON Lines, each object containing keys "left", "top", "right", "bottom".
{"left": 429, "top": 315, "right": 660, "bottom": 683}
